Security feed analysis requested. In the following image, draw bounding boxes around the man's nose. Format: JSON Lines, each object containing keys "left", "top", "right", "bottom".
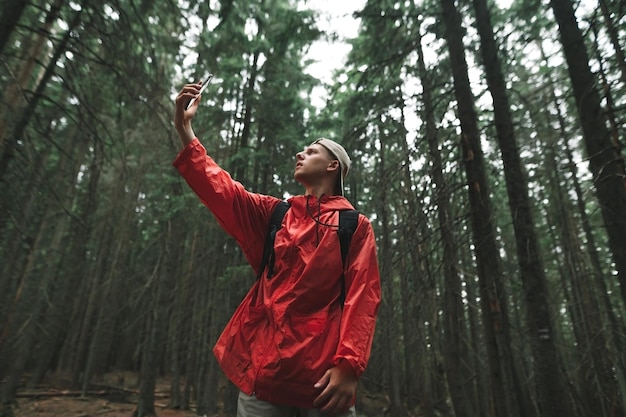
{"left": 296, "top": 152, "right": 304, "bottom": 160}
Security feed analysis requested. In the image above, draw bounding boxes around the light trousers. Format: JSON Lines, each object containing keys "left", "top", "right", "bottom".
{"left": 237, "top": 391, "right": 357, "bottom": 417}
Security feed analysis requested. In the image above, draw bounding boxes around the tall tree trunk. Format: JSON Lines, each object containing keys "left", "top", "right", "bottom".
{"left": 0, "top": 150, "right": 49, "bottom": 354}
{"left": 472, "top": 0, "right": 572, "bottom": 415}
{"left": 135, "top": 215, "right": 180, "bottom": 417}
{"left": 0, "top": 0, "right": 64, "bottom": 150}
{"left": 395, "top": 122, "right": 438, "bottom": 414}
{"left": 29, "top": 136, "right": 93, "bottom": 385}
{"left": 415, "top": 13, "right": 472, "bottom": 417}
{"left": 197, "top": 248, "right": 224, "bottom": 415}
{"left": 0, "top": 203, "right": 53, "bottom": 415}
{"left": 54, "top": 139, "right": 102, "bottom": 377}
{"left": 535, "top": 75, "right": 626, "bottom": 416}
{"left": 543, "top": 138, "right": 616, "bottom": 417}
{"left": 0, "top": 0, "right": 29, "bottom": 56}
{"left": 597, "top": 0, "right": 626, "bottom": 86}
{"left": 0, "top": 1, "right": 83, "bottom": 182}
{"left": 133, "top": 257, "right": 162, "bottom": 417}
{"left": 549, "top": 0, "right": 626, "bottom": 304}
{"left": 234, "top": 50, "right": 260, "bottom": 181}
{"left": 78, "top": 156, "right": 140, "bottom": 390}
{"left": 81, "top": 226, "right": 128, "bottom": 393}
{"left": 592, "top": 23, "right": 623, "bottom": 182}
{"left": 377, "top": 130, "right": 404, "bottom": 415}
{"left": 463, "top": 259, "right": 490, "bottom": 417}
{"left": 197, "top": 258, "right": 222, "bottom": 414}
{"left": 439, "top": 0, "right": 522, "bottom": 415}
{"left": 393, "top": 68, "right": 435, "bottom": 415}
{"left": 538, "top": 46, "right": 626, "bottom": 382}
{"left": 168, "top": 229, "right": 196, "bottom": 410}
{"left": 69, "top": 210, "right": 114, "bottom": 387}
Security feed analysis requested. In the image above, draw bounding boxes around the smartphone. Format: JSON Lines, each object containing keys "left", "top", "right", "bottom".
{"left": 186, "top": 73, "right": 214, "bottom": 110}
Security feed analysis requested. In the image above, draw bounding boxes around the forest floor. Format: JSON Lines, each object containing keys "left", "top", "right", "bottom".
{"left": 13, "top": 372, "right": 210, "bottom": 417}
{"left": 12, "top": 372, "right": 390, "bottom": 417}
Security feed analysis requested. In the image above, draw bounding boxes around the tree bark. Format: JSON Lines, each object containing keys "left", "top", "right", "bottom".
{"left": 534, "top": 76, "right": 626, "bottom": 416}
{"left": 597, "top": 0, "right": 626, "bottom": 86}
{"left": 550, "top": 0, "right": 626, "bottom": 304}
{"left": 0, "top": 1, "right": 82, "bottom": 182}
{"left": 439, "top": 0, "right": 522, "bottom": 415}
{"left": 472, "top": 0, "right": 572, "bottom": 415}
{"left": 0, "top": 0, "right": 64, "bottom": 148}
{"left": 376, "top": 130, "right": 404, "bottom": 415}
{"left": 0, "top": 0, "right": 29, "bottom": 57}
{"left": 135, "top": 215, "right": 180, "bottom": 417}
{"left": 415, "top": 12, "right": 473, "bottom": 417}
{"left": 27, "top": 130, "right": 90, "bottom": 385}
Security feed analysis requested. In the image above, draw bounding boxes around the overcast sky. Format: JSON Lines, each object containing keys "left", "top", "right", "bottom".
{"left": 301, "top": 1, "right": 366, "bottom": 108}
{"left": 303, "top": 0, "right": 365, "bottom": 87}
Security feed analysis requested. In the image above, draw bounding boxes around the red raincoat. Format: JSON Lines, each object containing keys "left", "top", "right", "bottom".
{"left": 173, "top": 139, "right": 380, "bottom": 408}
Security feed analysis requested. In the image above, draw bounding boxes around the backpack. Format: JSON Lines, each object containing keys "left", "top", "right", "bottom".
{"left": 258, "top": 201, "right": 359, "bottom": 302}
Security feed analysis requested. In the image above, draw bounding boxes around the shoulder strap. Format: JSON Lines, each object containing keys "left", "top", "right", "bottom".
{"left": 337, "top": 210, "right": 359, "bottom": 304}
{"left": 337, "top": 210, "right": 359, "bottom": 264}
{"left": 258, "top": 201, "right": 290, "bottom": 279}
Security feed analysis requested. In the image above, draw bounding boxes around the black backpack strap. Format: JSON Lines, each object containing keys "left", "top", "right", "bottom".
{"left": 338, "top": 210, "right": 359, "bottom": 264}
{"left": 337, "top": 210, "right": 359, "bottom": 304}
{"left": 258, "top": 201, "right": 290, "bottom": 279}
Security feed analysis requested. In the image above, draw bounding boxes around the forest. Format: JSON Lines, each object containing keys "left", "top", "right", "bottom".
{"left": 1, "top": 0, "right": 625, "bottom": 416}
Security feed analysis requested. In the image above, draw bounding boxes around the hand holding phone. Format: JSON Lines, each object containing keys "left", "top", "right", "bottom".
{"left": 186, "top": 74, "right": 214, "bottom": 110}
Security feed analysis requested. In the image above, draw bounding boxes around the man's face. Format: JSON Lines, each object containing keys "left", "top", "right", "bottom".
{"left": 294, "top": 144, "right": 338, "bottom": 185}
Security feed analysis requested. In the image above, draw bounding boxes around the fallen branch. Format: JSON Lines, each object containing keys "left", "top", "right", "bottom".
{"left": 16, "top": 388, "right": 170, "bottom": 399}
{"left": 16, "top": 390, "right": 110, "bottom": 398}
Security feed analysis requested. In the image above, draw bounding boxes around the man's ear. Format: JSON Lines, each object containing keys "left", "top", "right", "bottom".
{"left": 327, "top": 160, "right": 340, "bottom": 172}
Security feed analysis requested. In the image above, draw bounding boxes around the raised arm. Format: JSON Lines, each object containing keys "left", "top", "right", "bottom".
{"left": 172, "top": 81, "right": 281, "bottom": 271}
{"left": 174, "top": 81, "right": 204, "bottom": 147}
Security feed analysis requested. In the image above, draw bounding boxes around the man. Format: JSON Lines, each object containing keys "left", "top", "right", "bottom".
{"left": 173, "top": 81, "right": 380, "bottom": 417}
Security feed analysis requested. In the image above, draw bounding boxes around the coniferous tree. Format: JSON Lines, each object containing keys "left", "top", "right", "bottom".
{"left": 471, "top": 0, "right": 572, "bottom": 414}
{"left": 550, "top": 0, "right": 626, "bottom": 304}
{"left": 439, "top": 0, "right": 522, "bottom": 415}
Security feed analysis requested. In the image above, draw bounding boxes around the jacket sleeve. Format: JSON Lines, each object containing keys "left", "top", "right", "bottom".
{"left": 172, "top": 138, "right": 280, "bottom": 272}
{"left": 333, "top": 214, "right": 381, "bottom": 378}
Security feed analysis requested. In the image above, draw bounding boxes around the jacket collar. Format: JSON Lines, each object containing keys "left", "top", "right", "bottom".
{"left": 288, "top": 194, "right": 355, "bottom": 213}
